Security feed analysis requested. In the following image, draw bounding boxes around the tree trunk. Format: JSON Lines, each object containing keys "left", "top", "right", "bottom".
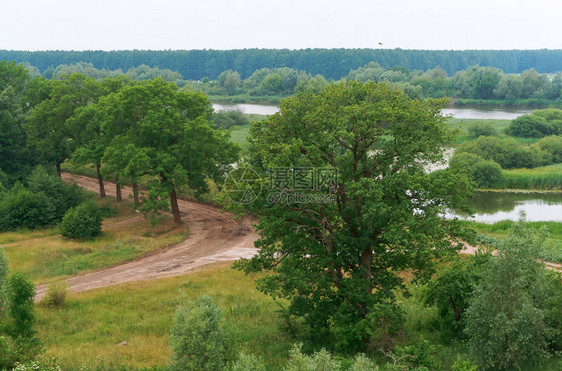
{"left": 170, "top": 184, "right": 182, "bottom": 226}
{"left": 132, "top": 182, "right": 139, "bottom": 203}
{"left": 96, "top": 164, "right": 106, "bottom": 197}
{"left": 115, "top": 177, "right": 122, "bottom": 202}
{"left": 55, "top": 163, "right": 61, "bottom": 178}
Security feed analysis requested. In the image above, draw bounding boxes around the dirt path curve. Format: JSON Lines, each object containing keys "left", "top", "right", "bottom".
{"left": 35, "top": 173, "right": 259, "bottom": 301}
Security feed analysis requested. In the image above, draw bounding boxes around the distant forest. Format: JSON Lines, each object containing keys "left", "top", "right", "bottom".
{"left": 1, "top": 49, "right": 562, "bottom": 80}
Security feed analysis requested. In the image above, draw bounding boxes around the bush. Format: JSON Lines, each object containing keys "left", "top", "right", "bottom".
{"left": 506, "top": 109, "right": 562, "bottom": 138}
{"left": 534, "top": 135, "right": 562, "bottom": 163}
{"left": 467, "top": 122, "right": 497, "bottom": 138}
{"left": 59, "top": 200, "right": 103, "bottom": 240}
{"left": 212, "top": 109, "right": 250, "bottom": 129}
{"left": 26, "top": 166, "right": 85, "bottom": 222}
{"left": 7, "top": 273, "right": 36, "bottom": 339}
{"left": 471, "top": 159, "right": 503, "bottom": 188}
{"left": 230, "top": 353, "right": 266, "bottom": 371}
{"left": 449, "top": 152, "right": 503, "bottom": 188}
{"left": 0, "top": 247, "right": 9, "bottom": 320}
{"left": 0, "top": 183, "right": 56, "bottom": 231}
{"left": 169, "top": 295, "right": 230, "bottom": 371}
{"left": 41, "top": 281, "right": 68, "bottom": 308}
{"left": 465, "top": 219, "right": 552, "bottom": 370}
{"left": 455, "top": 136, "right": 551, "bottom": 169}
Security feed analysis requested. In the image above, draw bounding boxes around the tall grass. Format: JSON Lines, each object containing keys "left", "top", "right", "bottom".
{"left": 36, "top": 263, "right": 293, "bottom": 369}
{"left": 501, "top": 164, "right": 562, "bottom": 190}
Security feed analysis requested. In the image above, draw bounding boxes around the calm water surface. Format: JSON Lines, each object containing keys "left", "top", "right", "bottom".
{"left": 448, "top": 191, "right": 562, "bottom": 223}
{"left": 213, "top": 103, "right": 534, "bottom": 120}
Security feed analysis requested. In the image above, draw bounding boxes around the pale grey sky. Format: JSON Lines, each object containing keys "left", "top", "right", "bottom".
{"left": 1, "top": 0, "right": 561, "bottom": 50}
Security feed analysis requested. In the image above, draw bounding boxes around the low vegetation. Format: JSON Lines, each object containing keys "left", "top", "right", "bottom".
{"left": 2, "top": 197, "right": 189, "bottom": 283}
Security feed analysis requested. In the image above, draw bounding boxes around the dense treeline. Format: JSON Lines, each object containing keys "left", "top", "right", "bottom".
{"left": 29, "top": 61, "right": 562, "bottom": 105}
{"left": 2, "top": 48, "right": 562, "bottom": 80}
{"left": 0, "top": 60, "right": 238, "bottom": 227}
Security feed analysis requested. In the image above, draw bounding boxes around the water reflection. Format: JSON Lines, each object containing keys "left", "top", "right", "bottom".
{"left": 448, "top": 191, "right": 562, "bottom": 223}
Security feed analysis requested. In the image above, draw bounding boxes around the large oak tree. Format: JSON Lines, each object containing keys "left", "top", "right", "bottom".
{"left": 235, "top": 81, "right": 473, "bottom": 350}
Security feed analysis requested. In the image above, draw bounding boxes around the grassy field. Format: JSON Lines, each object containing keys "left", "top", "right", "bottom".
{"left": 463, "top": 220, "right": 562, "bottom": 262}
{"left": 35, "top": 263, "right": 293, "bottom": 369}
{"left": 2, "top": 197, "right": 189, "bottom": 283}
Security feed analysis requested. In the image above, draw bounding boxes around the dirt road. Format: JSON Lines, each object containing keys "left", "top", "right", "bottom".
{"left": 34, "top": 172, "right": 560, "bottom": 301}
{"left": 35, "top": 173, "right": 259, "bottom": 301}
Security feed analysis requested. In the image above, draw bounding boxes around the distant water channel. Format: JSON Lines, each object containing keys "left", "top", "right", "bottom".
{"left": 212, "top": 103, "right": 534, "bottom": 120}
{"left": 448, "top": 191, "right": 562, "bottom": 223}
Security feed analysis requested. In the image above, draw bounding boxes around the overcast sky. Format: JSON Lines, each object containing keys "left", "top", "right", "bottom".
{"left": 1, "top": 0, "right": 561, "bottom": 51}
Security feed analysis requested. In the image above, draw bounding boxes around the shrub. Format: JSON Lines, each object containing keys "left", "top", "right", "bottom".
{"left": 26, "top": 166, "right": 85, "bottom": 221}
{"left": 471, "top": 159, "right": 503, "bottom": 188}
{"left": 449, "top": 152, "right": 503, "bottom": 188}
{"left": 230, "top": 353, "right": 266, "bottom": 371}
{"left": 169, "top": 295, "right": 230, "bottom": 371}
{"left": 0, "top": 247, "right": 9, "bottom": 320}
{"left": 451, "top": 355, "right": 478, "bottom": 371}
{"left": 59, "top": 200, "right": 102, "bottom": 240}
{"left": 455, "top": 136, "right": 550, "bottom": 169}
{"left": 534, "top": 135, "right": 562, "bottom": 163}
{"left": 41, "top": 281, "right": 68, "bottom": 308}
{"left": 465, "top": 218, "right": 552, "bottom": 370}
{"left": 467, "top": 122, "right": 497, "bottom": 138}
{"left": 212, "top": 109, "right": 250, "bottom": 129}
{"left": 506, "top": 109, "right": 562, "bottom": 138}
{"left": 0, "top": 183, "right": 56, "bottom": 231}
{"left": 284, "top": 344, "right": 342, "bottom": 371}
{"left": 6, "top": 273, "right": 36, "bottom": 339}
{"left": 425, "top": 253, "right": 491, "bottom": 340}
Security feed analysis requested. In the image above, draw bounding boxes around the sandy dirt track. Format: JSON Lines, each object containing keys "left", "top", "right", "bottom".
{"left": 34, "top": 173, "right": 259, "bottom": 301}
{"left": 34, "top": 173, "right": 560, "bottom": 301}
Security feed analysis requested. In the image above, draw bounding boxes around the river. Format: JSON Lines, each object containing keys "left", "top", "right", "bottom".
{"left": 448, "top": 191, "right": 562, "bottom": 223}
{"left": 212, "top": 103, "right": 534, "bottom": 120}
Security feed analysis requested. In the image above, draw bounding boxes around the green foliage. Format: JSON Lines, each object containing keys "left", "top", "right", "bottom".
{"left": 467, "top": 122, "right": 497, "bottom": 138}
{"left": 0, "top": 247, "right": 9, "bottom": 321}
{"left": 0, "top": 183, "right": 57, "bottom": 231}
{"left": 212, "top": 109, "right": 250, "bottom": 129}
{"left": 41, "top": 281, "right": 69, "bottom": 309}
{"left": 544, "top": 272, "right": 562, "bottom": 350}
{"left": 501, "top": 164, "right": 562, "bottom": 190}
{"left": 26, "top": 166, "right": 85, "bottom": 221}
{"left": 100, "top": 78, "right": 239, "bottom": 225}
{"left": 169, "top": 295, "right": 230, "bottom": 371}
{"left": 451, "top": 355, "right": 478, "bottom": 371}
{"left": 455, "top": 136, "right": 551, "bottom": 169}
{"left": 230, "top": 353, "right": 266, "bottom": 371}
{"left": 236, "top": 81, "right": 473, "bottom": 351}
{"left": 448, "top": 152, "right": 503, "bottom": 189}
{"left": 465, "top": 218, "right": 553, "bottom": 370}
{"left": 0, "top": 335, "right": 43, "bottom": 370}
{"left": 506, "top": 109, "right": 562, "bottom": 138}
{"left": 6, "top": 273, "right": 36, "bottom": 339}
{"left": 284, "top": 344, "right": 342, "bottom": 371}
{"left": 425, "top": 253, "right": 491, "bottom": 339}
{"left": 534, "top": 135, "right": 562, "bottom": 163}
{"left": 59, "top": 200, "right": 103, "bottom": 240}
{"left": 381, "top": 339, "right": 441, "bottom": 370}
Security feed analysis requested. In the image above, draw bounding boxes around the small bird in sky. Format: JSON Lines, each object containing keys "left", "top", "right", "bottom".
{"left": 378, "top": 42, "right": 383, "bottom": 46}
